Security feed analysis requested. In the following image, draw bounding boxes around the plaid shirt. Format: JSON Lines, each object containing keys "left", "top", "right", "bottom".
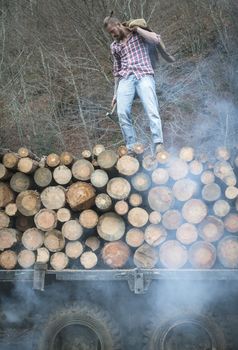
{"left": 111, "top": 33, "right": 154, "bottom": 79}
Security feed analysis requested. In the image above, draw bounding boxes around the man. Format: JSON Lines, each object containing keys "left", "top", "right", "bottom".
{"left": 103, "top": 15, "right": 164, "bottom": 154}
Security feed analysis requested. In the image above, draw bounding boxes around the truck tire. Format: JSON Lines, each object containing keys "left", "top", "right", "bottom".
{"left": 33, "top": 302, "right": 122, "bottom": 350}
{"left": 144, "top": 311, "right": 226, "bottom": 350}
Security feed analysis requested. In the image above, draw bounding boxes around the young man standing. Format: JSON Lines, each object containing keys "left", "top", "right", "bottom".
{"left": 104, "top": 15, "right": 164, "bottom": 154}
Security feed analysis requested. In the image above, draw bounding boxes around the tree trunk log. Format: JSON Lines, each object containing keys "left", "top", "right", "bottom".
{"left": 149, "top": 211, "right": 162, "bottom": 224}
{"left": 18, "top": 250, "right": 35, "bottom": 268}
{"left": 114, "top": 200, "right": 129, "bottom": 216}
{"left": 159, "top": 240, "right": 188, "bottom": 269}
{"left": 81, "top": 149, "right": 92, "bottom": 161}
{"left": 172, "top": 179, "right": 197, "bottom": 201}
{"left": 17, "top": 157, "right": 38, "bottom": 174}
{"left": 217, "top": 236, "right": 238, "bottom": 268}
{"left": 176, "top": 223, "right": 198, "bottom": 245}
{"left": 46, "top": 153, "right": 60, "bottom": 168}
{"left": 34, "top": 167, "right": 52, "bottom": 187}
{"left": 148, "top": 186, "right": 174, "bottom": 213}
{"left": 215, "top": 146, "right": 230, "bottom": 161}
{"left": 36, "top": 247, "right": 50, "bottom": 264}
{"left": 144, "top": 224, "right": 167, "bottom": 246}
{"left": 90, "top": 169, "right": 109, "bottom": 189}
{"left": 60, "top": 151, "right": 74, "bottom": 166}
{"left": 15, "top": 215, "right": 34, "bottom": 232}
{"left": 213, "top": 199, "right": 230, "bottom": 217}
{"left": 0, "top": 163, "right": 12, "bottom": 180}
{"left": 97, "top": 212, "right": 125, "bottom": 241}
{"left": 66, "top": 182, "right": 95, "bottom": 211}
{"left": 179, "top": 146, "right": 194, "bottom": 162}
{"left": 56, "top": 208, "right": 71, "bottom": 223}
{"left": 79, "top": 209, "right": 98, "bottom": 229}
{"left": 16, "top": 190, "right": 41, "bottom": 216}
{"left": 102, "top": 241, "right": 130, "bottom": 268}
{"left": 17, "top": 147, "right": 30, "bottom": 158}
{"left": 65, "top": 241, "right": 83, "bottom": 259}
{"left": 189, "top": 160, "right": 203, "bottom": 176}
{"left": 125, "top": 228, "right": 144, "bottom": 248}
{"left": 80, "top": 251, "right": 98, "bottom": 269}
{"left": 92, "top": 144, "right": 105, "bottom": 157}
{"left": 131, "top": 172, "right": 151, "bottom": 191}
{"left": 168, "top": 159, "right": 188, "bottom": 180}
{"left": 97, "top": 150, "right": 118, "bottom": 170}
{"left": 2, "top": 152, "right": 19, "bottom": 169}
{"left": 62, "top": 220, "right": 83, "bottom": 240}
{"left": 202, "top": 183, "right": 221, "bottom": 202}
{"left": 156, "top": 150, "right": 170, "bottom": 165}
{"left": 133, "top": 243, "right": 159, "bottom": 268}
{"left": 225, "top": 186, "right": 238, "bottom": 200}
{"left": 22, "top": 227, "right": 44, "bottom": 250}
{"left": 0, "top": 211, "right": 10, "bottom": 229}
{"left": 107, "top": 177, "right": 131, "bottom": 200}
{"left": 142, "top": 155, "right": 157, "bottom": 172}
{"left": 34, "top": 209, "right": 57, "bottom": 231}
{"left": 214, "top": 160, "right": 236, "bottom": 186}
{"left": 116, "top": 155, "right": 140, "bottom": 176}
{"left": 152, "top": 168, "right": 169, "bottom": 185}
{"left": 117, "top": 145, "right": 128, "bottom": 157}
{"left": 0, "top": 182, "right": 14, "bottom": 208}
{"left": 189, "top": 241, "right": 216, "bottom": 269}
{"left": 224, "top": 213, "right": 238, "bottom": 233}
{"left": 95, "top": 193, "right": 112, "bottom": 211}
{"left": 53, "top": 165, "right": 72, "bottom": 185}
{"left": 198, "top": 216, "right": 224, "bottom": 242}
{"left": 50, "top": 252, "right": 68, "bottom": 270}
{"left": 10, "top": 172, "right": 31, "bottom": 193}
{"left": 127, "top": 207, "right": 149, "bottom": 228}
{"left": 162, "top": 210, "right": 182, "bottom": 230}
{"left": 182, "top": 199, "right": 208, "bottom": 224}
{"left": 200, "top": 170, "right": 215, "bottom": 185}
{"left": 85, "top": 236, "right": 100, "bottom": 251}
{"left": 72, "top": 159, "right": 94, "bottom": 181}
{"left": 0, "top": 250, "right": 17, "bottom": 269}
{"left": 5, "top": 203, "right": 18, "bottom": 216}
{"left": 129, "top": 193, "right": 143, "bottom": 207}
{"left": 41, "top": 186, "right": 65, "bottom": 210}
{"left": 44, "top": 229, "right": 65, "bottom": 252}
{"left": 0, "top": 228, "right": 19, "bottom": 250}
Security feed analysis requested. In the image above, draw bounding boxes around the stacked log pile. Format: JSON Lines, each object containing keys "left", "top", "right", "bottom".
{"left": 0, "top": 145, "right": 238, "bottom": 270}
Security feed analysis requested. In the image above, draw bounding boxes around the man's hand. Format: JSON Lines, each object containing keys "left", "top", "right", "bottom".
{"left": 111, "top": 96, "right": 117, "bottom": 108}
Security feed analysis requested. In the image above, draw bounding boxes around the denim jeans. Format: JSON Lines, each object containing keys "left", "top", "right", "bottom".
{"left": 116, "top": 74, "right": 163, "bottom": 149}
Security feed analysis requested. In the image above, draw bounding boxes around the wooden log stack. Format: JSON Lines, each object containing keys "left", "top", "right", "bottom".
{"left": 0, "top": 144, "right": 238, "bottom": 271}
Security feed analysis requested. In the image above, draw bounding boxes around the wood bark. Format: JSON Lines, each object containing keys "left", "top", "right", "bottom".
{"left": 189, "top": 241, "right": 216, "bottom": 269}
{"left": 66, "top": 182, "right": 95, "bottom": 211}
{"left": 102, "top": 241, "right": 130, "bottom": 268}
{"left": 34, "top": 209, "right": 57, "bottom": 231}
{"left": 97, "top": 212, "right": 125, "bottom": 241}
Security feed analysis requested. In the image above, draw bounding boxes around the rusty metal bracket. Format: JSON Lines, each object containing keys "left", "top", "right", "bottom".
{"left": 127, "top": 270, "right": 152, "bottom": 294}
{"left": 33, "top": 263, "right": 47, "bottom": 291}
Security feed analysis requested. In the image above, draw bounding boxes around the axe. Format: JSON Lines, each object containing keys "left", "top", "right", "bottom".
{"left": 105, "top": 103, "right": 118, "bottom": 124}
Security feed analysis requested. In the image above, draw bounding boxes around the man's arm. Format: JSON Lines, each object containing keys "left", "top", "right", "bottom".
{"left": 134, "top": 26, "right": 160, "bottom": 45}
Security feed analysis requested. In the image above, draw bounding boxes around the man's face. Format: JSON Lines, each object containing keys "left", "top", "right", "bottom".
{"left": 106, "top": 23, "right": 124, "bottom": 41}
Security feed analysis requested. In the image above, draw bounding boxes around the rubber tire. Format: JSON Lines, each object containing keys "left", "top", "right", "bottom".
{"left": 144, "top": 311, "right": 227, "bottom": 350}
{"left": 33, "top": 302, "right": 122, "bottom": 350}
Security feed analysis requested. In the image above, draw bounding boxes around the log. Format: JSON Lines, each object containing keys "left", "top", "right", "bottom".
{"left": 92, "top": 144, "right": 105, "bottom": 157}
{"left": 162, "top": 210, "right": 182, "bottom": 230}
{"left": 127, "top": 207, "right": 149, "bottom": 228}
{"left": 5, "top": 203, "right": 17, "bottom": 216}
{"left": 198, "top": 216, "right": 224, "bottom": 242}
{"left": 129, "top": 193, "right": 143, "bottom": 207}
{"left": 95, "top": 193, "right": 112, "bottom": 211}
{"left": 56, "top": 208, "right": 71, "bottom": 223}
{"left": 80, "top": 251, "right": 98, "bottom": 269}
{"left": 148, "top": 186, "right": 174, "bottom": 213}
{"left": 72, "top": 159, "right": 94, "bottom": 181}
{"left": 224, "top": 175, "right": 237, "bottom": 186}
{"left": 202, "top": 183, "right": 221, "bottom": 202}
{"left": 17, "top": 157, "right": 38, "bottom": 174}
{"left": 225, "top": 186, "right": 238, "bottom": 200}
{"left": 81, "top": 149, "right": 92, "bottom": 161}
{"left": 16, "top": 190, "right": 41, "bottom": 216}
{"left": 152, "top": 168, "right": 169, "bottom": 185}
{"left": 79, "top": 209, "right": 99, "bottom": 229}
{"left": 235, "top": 155, "right": 238, "bottom": 168}
{"left": 62, "top": 220, "right": 83, "bottom": 240}
{"left": 125, "top": 228, "right": 144, "bottom": 248}
{"left": 0, "top": 211, "right": 10, "bottom": 229}
{"left": 53, "top": 165, "right": 72, "bottom": 185}
{"left": 200, "top": 170, "right": 215, "bottom": 185}
{"left": 133, "top": 143, "right": 145, "bottom": 156}
{"left": 144, "top": 224, "right": 167, "bottom": 246}
{"left": 156, "top": 150, "right": 170, "bottom": 165}
{"left": 41, "top": 186, "right": 65, "bottom": 210}
{"left": 188, "top": 241, "right": 216, "bottom": 269}
{"left": 131, "top": 172, "right": 151, "bottom": 192}
{"left": 36, "top": 247, "right": 50, "bottom": 264}
{"left": 22, "top": 227, "right": 44, "bottom": 251}
{"left": 18, "top": 250, "right": 35, "bottom": 268}
{"left": 107, "top": 177, "right": 131, "bottom": 200}
{"left": 46, "top": 153, "right": 60, "bottom": 168}
{"left": 142, "top": 155, "right": 158, "bottom": 172}
{"left": 179, "top": 146, "right": 194, "bottom": 162}
{"left": 133, "top": 243, "right": 159, "bottom": 268}
{"left": 15, "top": 215, "right": 34, "bottom": 232}
{"left": 172, "top": 179, "right": 197, "bottom": 201}
{"left": 159, "top": 240, "right": 188, "bottom": 269}
{"left": 85, "top": 236, "right": 100, "bottom": 251}
{"left": 10, "top": 172, "right": 31, "bottom": 192}
{"left": 65, "top": 241, "right": 83, "bottom": 259}
{"left": 217, "top": 235, "right": 238, "bottom": 268}
{"left": 214, "top": 160, "right": 236, "bottom": 186}
{"left": 17, "top": 147, "right": 30, "bottom": 158}
{"left": 189, "top": 160, "right": 203, "bottom": 176}
{"left": 34, "top": 167, "right": 52, "bottom": 187}
{"left": 0, "top": 182, "right": 14, "bottom": 208}
{"left": 114, "top": 200, "right": 129, "bottom": 216}
{"left": 149, "top": 211, "right": 162, "bottom": 225}
{"left": 97, "top": 212, "right": 125, "bottom": 241}
{"left": 0, "top": 250, "right": 17, "bottom": 269}
{"left": 116, "top": 155, "right": 140, "bottom": 176}
{"left": 90, "top": 169, "right": 109, "bottom": 189}
{"left": 0, "top": 228, "right": 19, "bottom": 250}
{"left": 182, "top": 199, "right": 208, "bottom": 224}
{"left": 2, "top": 152, "right": 19, "bottom": 169}
{"left": 0, "top": 163, "right": 11, "bottom": 180}
{"left": 102, "top": 241, "right": 130, "bottom": 268}
{"left": 168, "top": 158, "right": 188, "bottom": 180}
{"left": 97, "top": 150, "right": 118, "bottom": 170}
{"left": 224, "top": 213, "right": 238, "bottom": 233}
{"left": 215, "top": 146, "right": 230, "bottom": 161}
{"left": 34, "top": 209, "right": 57, "bottom": 231}
{"left": 60, "top": 151, "right": 74, "bottom": 166}
{"left": 44, "top": 229, "right": 65, "bottom": 252}
{"left": 176, "top": 223, "right": 198, "bottom": 245}
{"left": 66, "top": 182, "right": 96, "bottom": 211}
{"left": 50, "top": 252, "right": 69, "bottom": 270}
{"left": 213, "top": 199, "right": 230, "bottom": 217}
{"left": 117, "top": 145, "right": 128, "bottom": 157}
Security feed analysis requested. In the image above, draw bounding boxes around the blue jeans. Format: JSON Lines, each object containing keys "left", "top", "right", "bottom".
{"left": 116, "top": 74, "right": 163, "bottom": 149}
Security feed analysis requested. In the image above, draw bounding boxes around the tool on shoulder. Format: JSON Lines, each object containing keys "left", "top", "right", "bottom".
{"left": 105, "top": 102, "right": 119, "bottom": 124}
